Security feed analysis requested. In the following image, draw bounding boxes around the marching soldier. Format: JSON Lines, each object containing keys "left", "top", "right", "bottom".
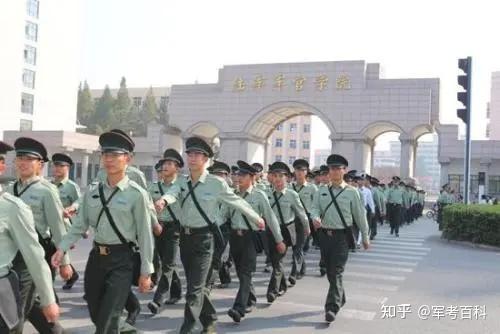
{"left": 0, "top": 189, "right": 60, "bottom": 334}
{"left": 52, "top": 130, "right": 154, "bottom": 334}
{"left": 311, "top": 154, "right": 370, "bottom": 323}
{"left": 6, "top": 137, "right": 72, "bottom": 334}
{"left": 252, "top": 163, "right": 269, "bottom": 192}
{"left": 156, "top": 136, "right": 264, "bottom": 334}
{"left": 0, "top": 141, "right": 14, "bottom": 192}
{"left": 370, "top": 177, "right": 386, "bottom": 238}
{"left": 50, "top": 153, "right": 81, "bottom": 290}
{"left": 386, "top": 177, "right": 404, "bottom": 237}
{"left": 290, "top": 159, "right": 317, "bottom": 278}
{"left": 147, "top": 149, "right": 184, "bottom": 315}
{"left": 266, "top": 161, "right": 310, "bottom": 302}
{"left": 220, "top": 161, "right": 285, "bottom": 323}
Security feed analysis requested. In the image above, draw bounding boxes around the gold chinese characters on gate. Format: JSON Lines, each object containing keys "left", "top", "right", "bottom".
{"left": 233, "top": 74, "right": 351, "bottom": 92}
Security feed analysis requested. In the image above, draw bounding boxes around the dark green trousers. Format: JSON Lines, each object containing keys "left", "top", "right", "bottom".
{"left": 266, "top": 231, "right": 288, "bottom": 297}
{"left": 153, "top": 222, "right": 182, "bottom": 303}
{"left": 180, "top": 230, "right": 217, "bottom": 334}
{"left": 229, "top": 230, "right": 257, "bottom": 316}
{"left": 84, "top": 246, "right": 134, "bottom": 334}
{"left": 290, "top": 219, "right": 306, "bottom": 278}
{"left": 319, "top": 229, "right": 348, "bottom": 314}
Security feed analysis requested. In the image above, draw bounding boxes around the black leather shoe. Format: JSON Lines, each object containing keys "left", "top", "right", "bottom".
{"left": 245, "top": 303, "right": 255, "bottom": 313}
{"left": 267, "top": 293, "right": 276, "bottom": 303}
{"left": 202, "top": 322, "right": 217, "bottom": 334}
{"left": 62, "top": 271, "right": 79, "bottom": 290}
{"left": 325, "top": 310, "right": 336, "bottom": 323}
{"left": 288, "top": 276, "right": 296, "bottom": 286}
{"left": 227, "top": 308, "right": 241, "bottom": 323}
{"left": 165, "top": 297, "right": 180, "bottom": 305}
{"left": 320, "top": 268, "right": 326, "bottom": 277}
{"left": 125, "top": 307, "right": 140, "bottom": 326}
{"left": 147, "top": 301, "right": 160, "bottom": 315}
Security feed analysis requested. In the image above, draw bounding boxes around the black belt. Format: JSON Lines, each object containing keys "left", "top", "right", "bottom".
{"left": 180, "top": 225, "right": 211, "bottom": 235}
{"left": 281, "top": 221, "right": 295, "bottom": 227}
{"left": 231, "top": 228, "right": 250, "bottom": 236}
{"left": 319, "top": 228, "right": 346, "bottom": 237}
{"left": 93, "top": 242, "right": 131, "bottom": 256}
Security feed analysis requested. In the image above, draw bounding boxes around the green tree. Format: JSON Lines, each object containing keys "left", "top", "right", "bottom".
{"left": 136, "top": 86, "right": 158, "bottom": 135}
{"left": 76, "top": 81, "right": 95, "bottom": 133}
{"left": 93, "top": 85, "right": 115, "bottom": 134}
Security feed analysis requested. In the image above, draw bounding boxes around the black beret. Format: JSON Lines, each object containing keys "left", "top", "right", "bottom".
{"left": 185, "top": 137, "right": 213, "bottom": 158}
{"left": 51, "top": 153, "right": 73, "bottom": 166}
{"left": 293, "top": 159, "right": 309, "bottom": 170}
{"left": 14, "top": 137, "right": 48, "bottom": 162}
{"left": 326, "top": 154, "right": 348, "bottom": 167}
{"left": 154, "top": 161, "right": 163, "bottom": 171}
{"left": 231, "top": 165, "right": 239, "bottom": 174}
{"left": 210, "top": 160, "right": 230, "bottom": 175}
{"left": 269, "top": 161, "right": 291, "bottom": 175}
{"left": 161, "top": 148, "right": 184, "bottom": 168}
{"left": 0, "top": 141, "right": 13, "bottom": 155}
{"left": 99, "top": 131, "right": 135, "bottom": 153}
{"left": 237, "top": 160, "right": 257, "bottom": 175}
{"left": 251, "top": 162, "right": 264, "bottom": 173}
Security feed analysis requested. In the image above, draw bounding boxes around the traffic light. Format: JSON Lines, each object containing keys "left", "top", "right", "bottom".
{"left": 457, "top": 57, "right": 472, "bottom": 124}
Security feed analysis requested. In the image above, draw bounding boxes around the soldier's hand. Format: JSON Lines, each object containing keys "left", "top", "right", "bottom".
{"left": 276, "top": 242, "right": 286, "bottom": 254}
{"left": 138, "top": 275, "right": 152, "bottom": 293}
{"left": 362, "top": 240, "right": 370, "bottom": 250}
{"left": 63, "top": 207, "right": 77, "bottom": 218}
{"left": 42, "top": 303, "right": 60, "bottom": 323}
{"left": 153, "top": 223, "right": 163, "bottom": 236}
{"left": 312, "top": 218, "right": 322, "bottom": 230}
{"left": 154, "top": 199, "right": 166, "bottom": 213}
{"left": 59, "top": 264, "right": 73, "bottom": 280}
{"left": 304, "top": 228, "right": 311, "bottom": 236}
{"left": 51, "top": 249, "right": 64, "bottom": 268}
{"left": 256, "top": 218, "right": 265, "bottom": 230}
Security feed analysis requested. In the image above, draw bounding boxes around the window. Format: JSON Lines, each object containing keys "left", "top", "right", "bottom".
{"left": 75, "top": 163, "right": 82, "bottom": 179}
{"left": 302, "top": 140, "right": 310, "bottom": 149}
{"left": 448, "top": 174, "right": 463, "bottom": 194}
{"left": 289, "top": 139, "right": 297, "bottom": 149}
{"left": 26, "top": 0, "right": 39, "bottom": 18}
{"left": 470, "top": 175, "right": 479, "bottom": 195}
{"left": 489, "top": 176, "right": 500, "bottom": 194}
{"left": 288, "top": 156, "right": 296, "bottom": 165}
{"left": 21, "top": 93, "right": 34, "bottom": 114}
{"left": 289, "top": 123, "right": 297, "bottom": 132}
{"left": 25, "top": 21, "right": 38, "bottom": 41}
{"left": 275, "top": 155, "right": 282, "bottom": 162}
{"left": 133, "top": 97, "right": 142, "bottom": 107}
{"left": 303, "top": 124, "right": 311, "bottom": 133}
{"left": 24, "top": 45, "right": 37, "bottom": 65}
{"left": 276, "top": 123, "right": 283, "bottom": 131}
{"left": 20, "top": 119, "right": 32, "bottom": 131}
{"left": 160, "top": 96, "right": 168, "bottom": 106}
{"left": 275, "top": 138, "right": 282, "bottom": 147}
{"left": 22, "top": 69, "right": 35, "bottom": 88}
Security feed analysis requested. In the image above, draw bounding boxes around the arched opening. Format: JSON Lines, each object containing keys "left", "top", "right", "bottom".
{"left": 372, "top": 131, "right": 402, "bottom": 184}
{"left": 414, "top": 133, "right": 440, "bottom": 196}
{"left": 184, "top": 121, "right": 221, "bottom": 158}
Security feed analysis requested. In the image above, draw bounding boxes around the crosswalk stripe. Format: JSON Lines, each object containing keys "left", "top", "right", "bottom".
{"left": 344, "top": 271, "right": 406, "bottom": 281}
{"left": 343, "top": 280, "right": 399, "bottom": 292}
{"left": 371, "top": 240, "right": 424, "bottom": 246}
{"left": 269, "top": 300, "right": 377, "bottom": 321}
{"left": 348, "top": 257, "right": 418, "bottom": 267}
{"left": 370, "top": 243, "right": 431, "bottom": 251}
{"left": 369, "top": 248, "right": 428, "bottom": 256}
{"left": 350, "top": 252, "right": 423, "bottom": 260}
{"left": 347, "top": 263, "right": 414, "bottom": 273}
{"left": 376, "top": 236, "right": 425, "bottom": 242}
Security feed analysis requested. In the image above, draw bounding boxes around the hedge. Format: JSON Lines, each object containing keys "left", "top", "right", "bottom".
{"left": 442, "top": 204, "right": 500, "bottom": 247}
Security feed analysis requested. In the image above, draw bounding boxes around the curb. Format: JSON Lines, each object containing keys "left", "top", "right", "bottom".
{"left": 442, "top": 238, "right": 500, "bottom": 251}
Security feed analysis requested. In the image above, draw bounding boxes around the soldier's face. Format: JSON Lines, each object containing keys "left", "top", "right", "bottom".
{"left": 294, "top": 169, "right": 307, "bottom": 182}
{"left": 101, "top": 152, "right": 130, "bottom": 175}
{"left": 52, "top": 164, "right": 69, "bottom": 179}
{"left": 187, "top": 151, "right": 208, "bottom": 171}
{"left": 15, "top": 156, "right": 42, "bottom": 178}
{"left": 238, "top": 173, "right": 253, "bottom": 189}
{"left": 328, "top": 166, "right": 346, "bottom": 183}
{"left": 0, "top": 159, "right": 5, "bottom": 174}
{"left": 161, "top": 160, "right": 178, "bottom": 178}
{"left": 273, "top": 172, "right": 287, "bottom": 189}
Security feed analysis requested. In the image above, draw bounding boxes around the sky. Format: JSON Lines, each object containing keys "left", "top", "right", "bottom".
{"left": 80, "top": 0, "right": 500, "bottom": 151}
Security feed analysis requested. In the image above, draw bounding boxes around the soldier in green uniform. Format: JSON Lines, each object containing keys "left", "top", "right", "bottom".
{"left": 370, "top": 177, "right": 386, "bottom": 233}
{"left": 50, "top": 153, "right": 81, "bottom": 290}
{"left": 291, "top": 159, "right": 317, "bottom": 278}
{"left": 253, "top": 163, "right": 269, "bottom": 192}
{"left": 148, "top": 150, "right": 184, "bottom": 314}
{"left": 266, "top": 161, "right": 310, "bottom": 301}
{"left": 386, "top": 177, "right": 404, "bottom": 237}
{"left": 221, "top": 160, "right": 286, "bottom": 323}
{"left": 311, "top": 154, "right": 370, "bottom": 323}
{"left": 52, "top": 131, "right": 154, "bottom": 334}
{"left": 6, "top": 138, "right": 72, "bottom": 334}
{"left": 0, "top": 141, "right": 14, "bottom": 193}
{"left": 156, "top": 137, "right": 264, "bottom": 334}
{"left": 0, "top": 189, "right": 60, "bottom": 334}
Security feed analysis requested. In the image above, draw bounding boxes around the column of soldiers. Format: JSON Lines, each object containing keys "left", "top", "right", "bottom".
{"left": 0, "top": 133, "right": 429, "bottom": 333}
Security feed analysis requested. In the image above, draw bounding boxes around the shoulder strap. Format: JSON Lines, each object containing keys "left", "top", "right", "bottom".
{"left": 97, "top": 183, "right": 129, "bottom": 245}
{"left": 13, "top": 180, "right": 40, "bottom": 198}
{"left": 272, "top": 191, "right": 286, "bottom": 226}
{"left": 186, "top": 180, "right": 215, "bottom": 227}
{"left": 181, "top": 181, "right": 200, "bottom": 208}
{"left": 327, "top": 186, "right": 349, "bottom": 228}
{"left": 158, "top": 182, "right": 179, "bottom": 222}
{"left": 239, "top": 193, "right": 254, "bottom": 230}
{"left": 270, "top": 191, "right": 282, "bottom": 209}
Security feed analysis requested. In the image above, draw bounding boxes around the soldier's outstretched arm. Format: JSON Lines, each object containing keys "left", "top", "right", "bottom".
{"left": 219, "top": 181, "right": 262, "bottom": 224}
{"left": 259, "top": 193, "right": 284, "bottom": 243}
{"left": 43, "top": 187, "right": 71, "bottom": 266}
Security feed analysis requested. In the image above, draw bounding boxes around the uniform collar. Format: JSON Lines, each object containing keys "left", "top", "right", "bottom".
{"left": 162, "top": 175, "right": 177, "bottom": 186}
{"left": 105, "top": 175, "right": 129, "bottom": 191}
{"left": 189, "top": 169, "right": 209, "bottom": 184}
{"left": 239, "top": 185, "right": 254, "bottom": 196}
{"left": 329, "top": 181, "right": 347, "bottom": 189}
{"left": 274, "top": 186, "right": 287, "bottom": 195}
{"left": 54, "top": 177, "right": 69, "bottom": 186}
{"left": 18, "top": 175, "right": 40, "bottom": 187}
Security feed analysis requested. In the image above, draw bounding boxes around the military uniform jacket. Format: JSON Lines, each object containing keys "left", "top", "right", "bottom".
{"left": 59, "top": 176, "right": 154, "bottom": 275}
{"left": 161, "top": 170, "right": 261, "bottom": 229}
{"left": 372, "top": 187, "right": 386, "bottom": 215}
{"left": 0, "top": 192, "right": 56, "bottom": 306}
{"left": 217, "top": 185, "right": 283, "bottom": 243}
{"left": 311, "top": 182, "right": 370, "bottom": 243}
{"left": 386, "top": 186, "right": 404, "bottom": 205}
{"left": 268, "top": 187, "right": 309, "bottom": 231}
{"left": 291, "top": 181, "right": 318, "bottom": 218}
{"left": 53, "top": 177, "right": 81, "bottom": 208}
{"left": 6, "top": 176, "right": 70, "bottom": 265}
{"left": 148, "top": 177, "right": 182, "bottom": 222}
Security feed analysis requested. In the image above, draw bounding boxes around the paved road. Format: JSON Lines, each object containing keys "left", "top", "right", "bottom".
{"left": 25, "top": 216, "right": 500, "bottom": 333}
